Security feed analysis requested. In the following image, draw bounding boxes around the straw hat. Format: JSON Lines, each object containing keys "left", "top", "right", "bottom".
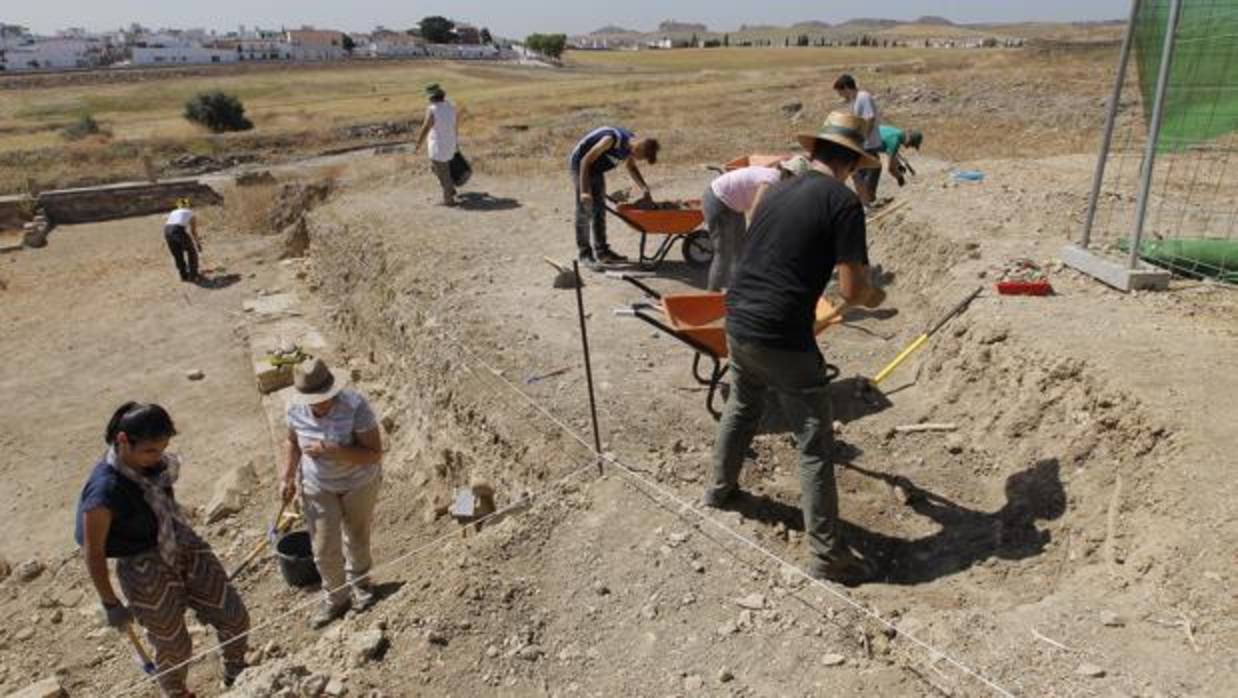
{"left": 289, "top": 358, "right": 345, "bottom": 405}
{"left": 796, "top": 112, "right": 881, "bottom": 169}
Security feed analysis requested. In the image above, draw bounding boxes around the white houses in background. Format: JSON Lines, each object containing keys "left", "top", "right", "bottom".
{"left": 130, "top": 35, "right": 235, "bottom": 65}
{"left": 132, "top": 44, "right": 238, "bottom": 65}
{"left": 2, "top": 37, "right": 102, "bottom": 70}
{"left": 283, "top": 29, "right": 346, "bottom": 61}
{"left": 368, "top": 31, "right": 426, "bottom": 57}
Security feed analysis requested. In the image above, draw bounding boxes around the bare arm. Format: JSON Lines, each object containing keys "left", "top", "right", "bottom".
{"left": 81, "top": 508, "right": 121, "bottom": 606}
{"left": 414, "top": 110, "right": 435, "bottom": 152}
{"left": 625, "top": 158, "right": 651, "bottom": 197}
{"left": 837, "top": 261, "right": 885, "bottom": 309}
{"left": 747, "top": 182, "right": 772, "bottom": 225}
{"left": 281, "top": 427, "right": 301, "bottom": 502}
{"left": 578, "top": 136, "right": 615, "bottom": 201}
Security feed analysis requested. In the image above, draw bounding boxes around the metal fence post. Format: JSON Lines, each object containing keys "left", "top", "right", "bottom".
{"left": 1129, "top": 0, "right": 1184, "bottom": 269}
{"left": 1081, "top": 0, "right": 1142, "bottom": 249}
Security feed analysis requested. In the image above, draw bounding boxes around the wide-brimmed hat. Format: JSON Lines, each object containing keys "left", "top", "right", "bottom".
{"left": 289, "top": 357, "right": 345, "bottom": 405}
{"left": 778, "top": 155, "right": 812, "bottom": 176}
{"left": 424, "top": 82, "right": 445, "bottom": 97}
{"left": 796, "top": 112, "right": 881, "bottom": 169}
{"left": 906, "top": 129, "right": 924, "bottom": 149}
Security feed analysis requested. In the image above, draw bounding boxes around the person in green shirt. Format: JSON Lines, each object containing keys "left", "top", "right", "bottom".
{"left": 877, "top": 125, "right": 923, "bottom": 191}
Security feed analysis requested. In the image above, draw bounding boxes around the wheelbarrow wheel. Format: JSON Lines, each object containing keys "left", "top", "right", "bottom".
{"left": 682, "top": 231, "right": 714, "bottom": 268}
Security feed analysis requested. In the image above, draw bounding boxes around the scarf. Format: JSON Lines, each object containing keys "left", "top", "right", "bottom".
{"left": 107, "top": 447, "right": 191, "bottom": 569}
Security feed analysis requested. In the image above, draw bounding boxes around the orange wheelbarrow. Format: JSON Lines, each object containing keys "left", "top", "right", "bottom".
{"left": 719, "top": 153, "right": 793, "bottom": 172}
{"left": 615, "top": 275, "right": 844, "bottom": 419}
{"left": 604, "top": 200, "right": 714, "bottom": 270}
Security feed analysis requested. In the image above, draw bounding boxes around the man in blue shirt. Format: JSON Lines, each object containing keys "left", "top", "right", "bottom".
{"left": 569, "top": 126, "right": 660, "bottom": 268}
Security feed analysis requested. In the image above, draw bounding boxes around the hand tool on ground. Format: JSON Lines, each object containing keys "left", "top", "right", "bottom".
{"left": 870, "top": 286, "right": 983, "bottom": 386}
{"left": 865, "top": 199, "right": 908, "bottom": 226}
{"left": 124, "top": 622, "right": 156, "bottom": 675}
{"left": 543, "top": 257, "right": 582, "bottom": 289}
{"left": 228, "top": 498, "right": 295, "bottom": 580}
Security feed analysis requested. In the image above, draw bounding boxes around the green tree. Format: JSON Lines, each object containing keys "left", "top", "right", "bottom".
{"left": 341, "top": 34, "right": 356, "bottom": 55}
{"left": 420, "top": 16, "right": 456, "bottom": 44}
{"left": 722, "top": 33, "right": 729, "bottom": 47}
{"left": 184, "top": 91, "right": 253, "bottom": 133}
{"left": 480, "top": 27, "right": 493, "bottom": 44}
{"left": 525, "top": 33, "right": 567, "bottom": 59}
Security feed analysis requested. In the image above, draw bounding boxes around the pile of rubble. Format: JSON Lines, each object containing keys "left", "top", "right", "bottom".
{"left": 21, "top": 209, "right": 52, "bottom": 248}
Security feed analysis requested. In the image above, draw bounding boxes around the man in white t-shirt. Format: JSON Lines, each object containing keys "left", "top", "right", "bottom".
{"left": 833, "top": 74, "right": 883, "bottom": 208}
{"left": 413, "top": 82, "right": 460, "bottom": 206}
{"left": 163, "top": 198, "right": 203, "bottom": 282}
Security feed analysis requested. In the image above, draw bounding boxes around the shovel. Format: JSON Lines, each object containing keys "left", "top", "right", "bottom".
{"left": 124, "top": 623, "right": 156, "bottom": 676}
{"left": 543, "top": 257, "right": 582, "bottom": 289}
{"left": 229, "top": 498, "right": 295, "bottom": 580}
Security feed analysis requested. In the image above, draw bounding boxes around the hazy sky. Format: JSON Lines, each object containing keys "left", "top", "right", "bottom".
{"left": 8, "top": 1, "right": 1132, "bottom": 38}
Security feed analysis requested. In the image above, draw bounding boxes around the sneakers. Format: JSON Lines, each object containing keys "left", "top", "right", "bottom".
{"left": 809, "top": 549, "right": 877, "bottom": 587}
{"left": 353, "top": 582, "right": 378, "bottom": 612}
{"left": 595, "top": 248, "right": 629, "bottom": 265}
{"left": 577, "top": 252, "right": 601, "bottom": 272}
{"left": 308, "top": 599, "right": 350, "bottom": 630}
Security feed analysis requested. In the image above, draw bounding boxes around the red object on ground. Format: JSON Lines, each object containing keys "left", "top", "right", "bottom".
{"left": 997, "top": 279, "right": 1054, "bottom": 296}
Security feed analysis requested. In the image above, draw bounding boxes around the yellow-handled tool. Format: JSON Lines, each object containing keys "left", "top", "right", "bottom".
{"left": 871, "top": 286, "right": 983, "bottom": 385}
{"left": 125, "top": 622, "right": 156, "bottom": 675}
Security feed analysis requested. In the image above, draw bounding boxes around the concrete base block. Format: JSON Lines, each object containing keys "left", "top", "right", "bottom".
{"left": 1061, "top": 244, "right": 1170, "bottom": 292}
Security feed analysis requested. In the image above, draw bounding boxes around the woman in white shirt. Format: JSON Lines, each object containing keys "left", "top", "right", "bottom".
{"left": 164, "top": 198, "right": 203, "bottom": 282}
{"left": 413, "top": 82, "right": 460, "bottom": 206}
{"left": 702, "top": 156, "right": 810, "bottom": 291}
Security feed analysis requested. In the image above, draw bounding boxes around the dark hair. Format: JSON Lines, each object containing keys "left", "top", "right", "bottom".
{"left": 833, "top": 74, "right": 857, "bottom": 91}
{"left": 429, "top": 91, "right": 445, "bottom": 102}
{"left": 105, "top": 402, "right": 177, "bottom": 446}
{"left": 811, "top": 139, "right": 861, "bottom": 168}
{"left": 640, "top": 138, "right": 660, "bottom": 165}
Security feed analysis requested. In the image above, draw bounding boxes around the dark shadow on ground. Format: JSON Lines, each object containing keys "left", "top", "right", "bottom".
{"left": 456, "top": 191, "right": 521, "bottom": 211}
{"left": 844, "top": 307, "right": 900, "bottom": 321}
{"left": 194, "top": 273, "right": 242, "bottom": 290}
{"left": 722, "top": 458, "right": 1065, "bottom": 586}
{"left": 751, "top": 376, "right": 893, "bottom": 434}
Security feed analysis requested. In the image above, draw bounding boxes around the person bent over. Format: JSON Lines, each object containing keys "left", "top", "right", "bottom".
{"left": 569, "top": 126, "right": 660, "bottom": 269}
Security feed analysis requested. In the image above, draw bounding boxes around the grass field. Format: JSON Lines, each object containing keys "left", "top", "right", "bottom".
{"left": 0, "top": 45, "right": 1119, "bottom": 194}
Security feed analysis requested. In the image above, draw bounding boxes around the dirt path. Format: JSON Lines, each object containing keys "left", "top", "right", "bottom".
{"left": 0, "top": 217, "right": 276, "bottom": 562}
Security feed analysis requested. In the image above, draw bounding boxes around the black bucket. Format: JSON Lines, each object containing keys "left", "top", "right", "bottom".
{"left": 275, "top": 530, "right": 321, "bottom": 588}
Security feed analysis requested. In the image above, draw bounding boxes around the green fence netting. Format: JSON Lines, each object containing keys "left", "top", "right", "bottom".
{"left": 1133, "top": 0, "right": 1238, "bottom": 151}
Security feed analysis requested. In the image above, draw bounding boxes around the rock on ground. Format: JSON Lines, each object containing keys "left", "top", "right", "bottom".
{"left": 4, "top": 677, "right": 66, "bottom": 698}
{"left": 205, "top": 461, "right": 258, "bottom": 523}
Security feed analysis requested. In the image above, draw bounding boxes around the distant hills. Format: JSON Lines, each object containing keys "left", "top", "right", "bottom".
{"left": 582, "top": 15, "right": 1124, "bottom": 44}
{"left": 658, "top": 20, "right": 708, "bottom": 33}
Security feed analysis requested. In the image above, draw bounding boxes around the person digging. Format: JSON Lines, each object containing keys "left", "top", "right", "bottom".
{"left": 569, "top": 126, "right": 660, "bottom": 270}
{"left": 76, "top": 403, "right": 250, "bottom": 696}
{"left": 163, "top": 198, "right": 203, "bottom": 283}
{"left": 876, "top": 124, "right": 923, "bottom": 197}
{"left": 705, "top": 111, "right": 887, "bottom": 587}
{"left": 282, "top": 358, "right": 385, "bottom": 629}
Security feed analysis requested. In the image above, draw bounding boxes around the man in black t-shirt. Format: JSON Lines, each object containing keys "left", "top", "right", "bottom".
{"left": 708, "top": 111, "right": 887, "bottom": 587}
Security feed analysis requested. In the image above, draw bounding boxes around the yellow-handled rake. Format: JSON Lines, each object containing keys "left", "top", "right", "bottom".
{"left": 871, "top": 286, "right": 983, "bottom": 386}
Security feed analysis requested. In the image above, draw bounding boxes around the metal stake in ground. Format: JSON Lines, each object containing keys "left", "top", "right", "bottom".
{"left": 572, "top": 260, "right": 605, "bottom": 474}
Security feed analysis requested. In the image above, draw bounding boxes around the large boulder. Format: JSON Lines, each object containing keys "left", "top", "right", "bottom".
{"left": 205, "top": 461, "right": 258, "bottom": 524}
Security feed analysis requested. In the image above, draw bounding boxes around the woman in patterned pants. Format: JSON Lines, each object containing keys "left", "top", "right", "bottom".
{"left": 76, "top": 402, "right": 250, "bottom": 696}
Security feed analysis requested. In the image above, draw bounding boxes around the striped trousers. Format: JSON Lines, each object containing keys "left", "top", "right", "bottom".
{"left": 117, "top": 527, "right": 249, "bottom": 697}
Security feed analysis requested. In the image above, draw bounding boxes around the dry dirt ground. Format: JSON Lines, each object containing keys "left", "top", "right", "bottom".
{"left": 1, "top": 59, "right": 1236, "bottom": 698}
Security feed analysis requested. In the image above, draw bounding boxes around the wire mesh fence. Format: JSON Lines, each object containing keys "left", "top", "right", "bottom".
{"left": 1077, "top": 0, "right": 1238, "bottom": 285}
